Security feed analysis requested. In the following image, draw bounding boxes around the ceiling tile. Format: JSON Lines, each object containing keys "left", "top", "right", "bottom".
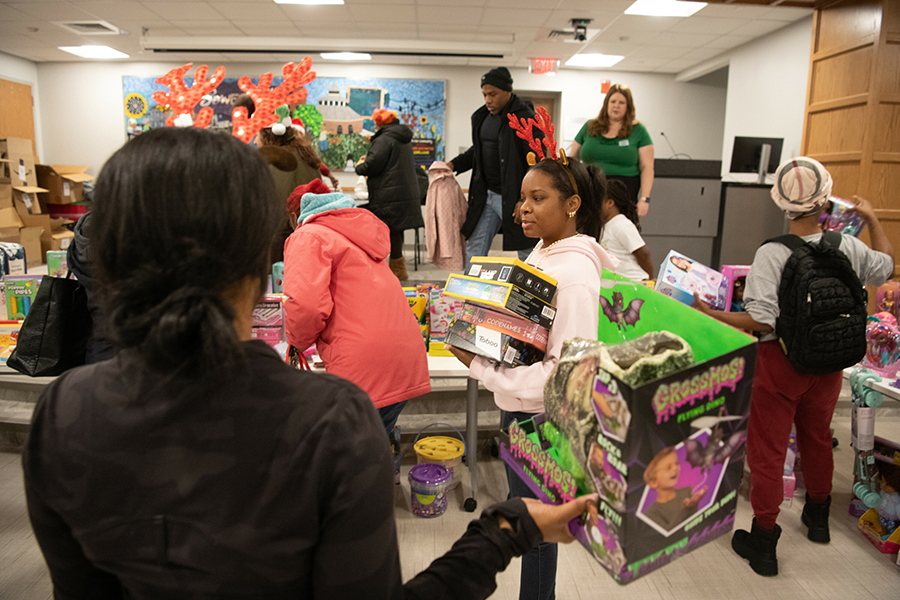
{"left": 178, "top": 21, "right": 245, "bottom": 35}
{"left": 604, "top": 15, "right": 682, "bottom": 34}
{"left": 0, "top": 34, "right": 54, "bottom": 48}
{"left": 582, "top": 39, "right": 639, "bottom": 56}
{"left": 679, "top": 46, "right": 726, "bottom": 63}
{"left": 143, "top": 2, "right": 224, "bottom": 20}
{"left": 417, "top": 0, "right": 483, "bottom": 5}
{"left": 417, "top": 5, "right": 483, "bottom": 24}
{"left": 350, "top": 4, "right": 416, "bottom": 24}
{"left": 656, "top": 58, "right": 696, "bottom": 72}
{"left": 554, "top": 0, "right": 634, "bottom": 11}
{"left": 627, "top": 45, "right": 689, "bottom": 60}
{"left": 0, "top": 19, "right": 45, "bottom": 35}
{"left": 729, "top": 19, "right": 789, "bottom": 38}
{"left": 613, "top": 56, "right": 669, "bottom": 70}
{"left": 6, "top": 2, "right": 99, "bottom": 20}
{"left": 279, "top": 4, "right": 351, "bottom": 22}
{"left": 695, "top": 5, "right": 772, "bottom": 20}
{"left": 759, "top": 7, "right": 813, "bottom": 22}
{"left": 652, "top": 31, "right": 718, "bottom": 47}
{"left": 0, "top": 4, "right": 36, "bottom": 21}
{"left": 235, "top": 21, "right": 301, "bottom": 36}
{"left": 74, "top": 1, "right": 160, "bottom": 21}
{"left": 544, "top": 10, "right": 619, "bottom": 31}
{"left": 207, "top": 2, "right": 287, "bottom": 20}
{"left": 481, "top": 8, "right": 552, "bottom": 28}
{"left": 667, "top": 16, "right": 748, "bottom": 36}
{"left": 23, "top": 28, "right": 90, "bottom": 45}
{"left": 703, "top": 34, "right": 754, "bottom": 50}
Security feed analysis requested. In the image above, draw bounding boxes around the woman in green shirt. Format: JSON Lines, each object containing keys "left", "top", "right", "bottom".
{"left": 571, "top": 83, "right": 654, "bottom": 217}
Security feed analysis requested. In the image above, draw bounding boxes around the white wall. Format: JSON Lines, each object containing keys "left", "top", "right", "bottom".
{"left": 35, "top": 60, "right": 727, "bottom": 185}
{"left": 0, "top": 52, "right": 44, "bottom": 161}
{"left": 718, "top": 17, "right": 813, "bottom": 182}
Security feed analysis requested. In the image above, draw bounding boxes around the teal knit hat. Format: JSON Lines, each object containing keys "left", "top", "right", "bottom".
{"left": 298, "top": 191, "right": 354, "bottom": 224}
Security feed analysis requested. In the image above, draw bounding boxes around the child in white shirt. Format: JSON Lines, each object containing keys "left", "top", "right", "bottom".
{"left": 600, "top": 179, "right": 653, "bottom": 281}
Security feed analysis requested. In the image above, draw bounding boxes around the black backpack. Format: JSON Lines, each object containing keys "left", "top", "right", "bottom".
{"left": 766, "top": 230, "right": 867, "bottom": 374}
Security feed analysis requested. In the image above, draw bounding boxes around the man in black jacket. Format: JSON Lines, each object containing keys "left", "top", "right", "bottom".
{"left": 449, "top": 67, "right": 537, "bottom": 270}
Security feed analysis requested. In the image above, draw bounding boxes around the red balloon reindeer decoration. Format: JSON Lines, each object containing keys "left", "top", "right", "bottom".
{"left": 152, "top": 63, "right": 226, "bottom": 128}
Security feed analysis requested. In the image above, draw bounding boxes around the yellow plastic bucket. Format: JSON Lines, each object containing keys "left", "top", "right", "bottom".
{"left": 414, "top": 423, "right": 466, "bottom": 490}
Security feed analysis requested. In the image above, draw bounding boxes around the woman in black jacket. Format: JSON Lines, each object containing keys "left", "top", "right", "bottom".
{"left": 356, "top": 109, "right": 424, "bottom": 280}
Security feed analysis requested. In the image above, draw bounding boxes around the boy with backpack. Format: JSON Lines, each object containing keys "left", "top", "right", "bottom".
{"left": 693, "top": 157, "right": 894, "bottom": 577}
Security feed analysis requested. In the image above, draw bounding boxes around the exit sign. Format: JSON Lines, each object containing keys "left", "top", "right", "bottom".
{"left": 531, "top": 58, "right": 558, "bottom": 75}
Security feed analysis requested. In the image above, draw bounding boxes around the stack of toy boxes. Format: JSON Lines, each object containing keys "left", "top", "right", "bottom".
{"left": 443, "top": 257, "right": 556, "bottom": 367}
{"left": 656, "top": 250, "right": 729, "bottom": 311}
{"left": 251, "top": 295, "right": 285, "bottom": 349}
{"left": 500, "top": 272, "right": 758, "bottom": 584}
{"left": 0, "top": 138, "right": 47, "bottom": 267}
{"left": 720, "top": 265, "right": 751, "bottom": 313}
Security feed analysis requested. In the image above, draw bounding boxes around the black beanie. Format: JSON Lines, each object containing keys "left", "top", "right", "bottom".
{"left": 481, "top": 67, "right": 513, "bottom": 92}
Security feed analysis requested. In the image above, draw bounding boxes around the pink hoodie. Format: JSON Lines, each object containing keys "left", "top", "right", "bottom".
{"left": 283, "top": 207, "right": 431, "bottom": 408}
{"left": 468, "top": 234, "right": 617, "bottom": 413}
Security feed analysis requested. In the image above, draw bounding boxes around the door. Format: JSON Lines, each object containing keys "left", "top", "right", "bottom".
{"left": 0, "top": 78, "right": 37, "bottom": 159}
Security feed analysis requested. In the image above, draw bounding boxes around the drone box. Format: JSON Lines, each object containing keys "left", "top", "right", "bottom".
{"left": 501, "top": 272, "right": 757, "bottom": 584}
{"left": 443, "top": 273, "right": 556, "bottom": 329}
{"left": 656, "top": 250, "right": 729, "bottom": 311}
{"left": 465, "top": 256, "right": 557, "bottom": 303}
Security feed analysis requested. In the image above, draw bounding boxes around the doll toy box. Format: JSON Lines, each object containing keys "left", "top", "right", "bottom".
{"left": 656, "top": 251, "right": 729, "bottom": 311}
{"left": 443, "top": 273, "right": 556, "bottom": 329}
{"left": 820, "top": 196, "right": 864, "bottom": 238}
{"left": 500, "top": 273, "right": 757, "bottom": 584}
{"left": 720, "top": 265, "right": 750, "bottom": 313}
{"left": 875, "top": 282, "right": 900, "bottom": 323}
{"left": 856, "top": 436, "right": 900, "bottom": 555}
{"left": 466, "top": 256, "right": 557, "bottom": 304}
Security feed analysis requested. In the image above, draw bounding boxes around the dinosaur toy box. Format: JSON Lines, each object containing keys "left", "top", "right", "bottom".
{"left": 656, "top": 250, "right": 729, "bottom": 311}
{"left": 501, "top": 273, "right": 757, "bottom": 584}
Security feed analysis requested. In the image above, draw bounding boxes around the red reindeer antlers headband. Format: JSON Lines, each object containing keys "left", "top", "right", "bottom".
{"left": 153, "top": 63, "right": 225, "bottom": 128}
{"left": 507, "top": 106, "right": 577, "bottom": 192}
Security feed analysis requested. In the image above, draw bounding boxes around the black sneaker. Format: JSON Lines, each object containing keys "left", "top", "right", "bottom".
{"left": 732, "top": 519, "right": 781, "bottom": 576}
{"left": 801, "top": 494, "right": 831, "bottom": 543}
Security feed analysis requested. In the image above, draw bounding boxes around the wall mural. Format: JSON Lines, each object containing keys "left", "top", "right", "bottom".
{"left": 122, "top": 72, "right": 446, "bottom": 171}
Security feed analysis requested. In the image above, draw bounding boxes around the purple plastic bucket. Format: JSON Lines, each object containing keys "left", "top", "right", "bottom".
{"left": 408, "top": 463, "right": 451, "bottom": 518}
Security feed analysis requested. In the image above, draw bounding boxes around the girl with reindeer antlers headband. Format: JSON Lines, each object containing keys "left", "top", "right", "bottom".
{"left": 448, "top": 107, "right": 618, "bottom": 600}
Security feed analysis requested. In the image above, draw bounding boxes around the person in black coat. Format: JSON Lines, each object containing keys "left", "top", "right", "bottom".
{"left": 449, "top": 67, "right": 538, "bottom": 271}
{"left": 356, "top": 109, "right": 424, "bottom": 280}
{"left": 67, "top": 212, "right": 114, "bottom": 364}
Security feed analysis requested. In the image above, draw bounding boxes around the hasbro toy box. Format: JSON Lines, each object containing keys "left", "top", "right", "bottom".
{"left": 656, "top": 250, "right": 729, "bottom": 310}
{"left": 443, "top": 273, "right": 556, "bottom": 329}
{"left": 720, "top": 265, "right": 750, "bottom": 313}
{"left": 466, "top": 256, "right": 557, "bottom": 304}
{"left": 501, "top": 273, "right": 757, "bottom": 584}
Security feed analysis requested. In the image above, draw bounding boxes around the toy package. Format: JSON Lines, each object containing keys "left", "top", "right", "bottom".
{"left": 0, "top": 321, "right": 20, "bottom": 365}
{"left": 46, "top": 250, "right": 68, "bottom": 278}
{"left": 443, "top": 273, "right": 556, "bottom": 329}
{"left": 655, "top": 251, "right": 729, "bottom": 311}
{"left": 863, "top": 313, "right": 900, "bottom": 377}
{"left": 251, "top": 295, "right": 285, "bottom": 349}
{"left": 720, "top": 265, "right": 750, "bottom": 313}
{"left": 404, "top": 287, "right": 429, "bottom": 348}
{"left": 4, "top": 275, "right": 41, "bottom": 320}
{"left": 466, "top": 256, "right": 557, "bottom": 304}
{"left": 500, "top": 272, "right": 757, "bottom": 584}
{"left": 445, "top": 318, "right": 544, "bottom": 367}
{"left": 272, "top": 262, "right": 284, "bottom": 294}
{"left": 0, "top": 242, "right": 26, "bottom": 276}
{"left": 876, "top": 282, "right": 900, "bottom": 322}
{"left": 429, "top": 288, "right": 464, "bottom": 356}
{"left": 820, "top": 196, "right": 864, "bottom": 237}
{"left": 857, "top": 437, "right": 900, "bottom": 554}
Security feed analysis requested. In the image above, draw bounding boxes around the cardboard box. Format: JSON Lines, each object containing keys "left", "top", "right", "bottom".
{"left": 501, "top": 272, "right": 757, "bottom": 584}
{"left": 0, "top": 138, "right": 39, "bottom": 187}
{"left": 466, "top": 256, "right": 557, "bottom": 303}
{"left": 12, "top": 185, "right": 48, "bottom": 215}
{"left": 5, "top": 275, "right": 42, "bottom": 320}
{"left": 0, "top": 242, "right": 26, "bottom": 275}
{"left": 656, "top": 250, "right": 729, "bottom": 311}
{"left": 452, "top": 301, "right": 549, "bottom": 352}
{"left": 0, "top": 183, "right": 12, "bottom": 210}
{"left": 446, "top": 317, "right": 544, "bottom": 366}
{"left": 36, "top": 165, "right": 94, "bottom": 205}
{"left": 720, "top": 265, "right": 751, "bottom": 312}
{"left": 443, "top": 273, "right": 557, "bottom": 329}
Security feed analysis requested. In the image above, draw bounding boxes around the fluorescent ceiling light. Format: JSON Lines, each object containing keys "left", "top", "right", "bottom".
{"left": 58, "top": 45, "right": 129, "bottom": 59}
{"left": 625, "top": 0, "right": 707, "bottom": 18}
{"left": 274, "top": 0, "right": 344, "bottom": 5}
{"left": 320, "top": 52, "right": 371, "bottom": 61}
{"left": 565, "top": 54, "right": 624, "bottom": 68}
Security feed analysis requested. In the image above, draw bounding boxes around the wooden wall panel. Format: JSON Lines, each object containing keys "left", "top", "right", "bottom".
{"left": 883, "top": 43, "right": 900, "bottom": 94}
{"left": 870, "top": 162, "right": 900, "bottom": 209}
{"left": 810, "top": 45, "right": 872, "bottom": 103}
{"left": 815, "top": 1, "right": 880, "bottom": 55}
{"left": 873, "top": 104, "right": 900, "bottom": 153}
{"left": 805, "top": 106, "right": 867, "bottom": 154}
{"left": 819, "top": 162, "right": 861, "bottom": 199}
{"left": 0, "top": 79, "right": 36, "bottom": 154}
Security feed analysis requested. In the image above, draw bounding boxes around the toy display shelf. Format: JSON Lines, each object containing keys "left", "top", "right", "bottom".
{"left": 842, "top": 368, "right": 900, "bottom": 405}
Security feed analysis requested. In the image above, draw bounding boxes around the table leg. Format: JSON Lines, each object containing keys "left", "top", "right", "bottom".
{"left": 465, "top": 376, "right": 478, "bottom": 512}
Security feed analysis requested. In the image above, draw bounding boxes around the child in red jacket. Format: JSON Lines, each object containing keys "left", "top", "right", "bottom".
{"left": 283, "top": 180, "right": 431, "bottom": 440}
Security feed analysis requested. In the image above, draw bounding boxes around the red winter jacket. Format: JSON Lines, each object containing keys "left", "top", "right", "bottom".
{"left": 283, "top": 207, "right": 431, "bottom": 408}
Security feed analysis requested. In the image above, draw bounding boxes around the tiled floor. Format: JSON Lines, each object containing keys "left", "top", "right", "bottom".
{"left": 3, "top": 415, "right": 899, "bottom": 599}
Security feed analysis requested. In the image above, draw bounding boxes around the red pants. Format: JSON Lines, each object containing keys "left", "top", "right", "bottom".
{"left": 747, "top": 341, "right": 842, "bottom": 529}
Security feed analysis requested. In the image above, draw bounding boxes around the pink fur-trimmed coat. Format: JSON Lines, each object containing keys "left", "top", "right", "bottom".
{"left": 425, "top": 161, "right": 467, "bottom": 271}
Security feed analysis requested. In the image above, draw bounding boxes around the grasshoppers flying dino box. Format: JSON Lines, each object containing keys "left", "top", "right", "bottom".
{"left": 501, "top": 271, "right": 758, "bottom": 584}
